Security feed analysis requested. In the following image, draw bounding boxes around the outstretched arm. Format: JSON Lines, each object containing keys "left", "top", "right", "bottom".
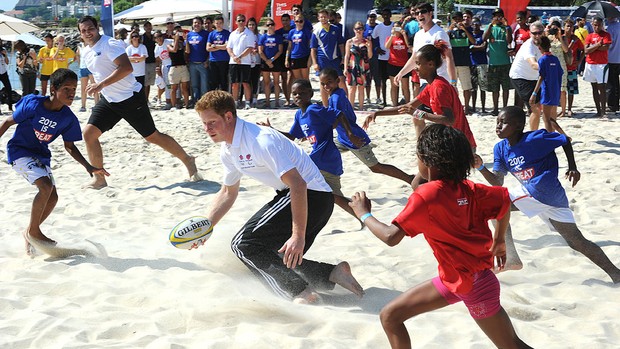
{"left": 349, "top": 191, "right": 406, "bottom": 246}
{"left": 363, "top": 99, "right": 423, "bottom": 129}
{"left": 64, "top": 141, "right": 110, "bottom": 177}
{"left": 335, "top": 114, "right": 364, "bottom": 148}
{"left": 490, "top": 209, "right": 510, "bottom": 271}
{"left": 86, "top": 53, "right": 133, "bottom": 96}
{"left": 257, "top": 118, "right": 295, "bottom": 140}
{"left": 474, "top": 154, "right": 505, "bottom": 186}
{"left": 562, "top": 140, "right": 580, "bottom": 187}
{"left": 207, "top": 181, "right": 240, "bottom": 226}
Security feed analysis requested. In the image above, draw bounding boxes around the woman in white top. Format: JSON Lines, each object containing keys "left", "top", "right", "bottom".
{"left": 0, "top": 40, "right": 13, "bottom": 112}
{"left": 76, "top": 40, "right": 100, "bottom": 112}
{"left": 125, "top": 32, "right": 148, "bottom": 93}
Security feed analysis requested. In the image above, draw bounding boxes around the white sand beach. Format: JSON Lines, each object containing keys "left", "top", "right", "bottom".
{"left": 0, "top": 80, "right": 619, "bottom": 348}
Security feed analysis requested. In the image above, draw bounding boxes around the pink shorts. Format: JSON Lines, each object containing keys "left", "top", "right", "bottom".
{"left": 432, "top": 269, "right": 501, "bottom": 319}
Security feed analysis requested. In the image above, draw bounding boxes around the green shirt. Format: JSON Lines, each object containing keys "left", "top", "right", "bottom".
{"left": 487, "top": 25, "right": 510, "bottom": 66}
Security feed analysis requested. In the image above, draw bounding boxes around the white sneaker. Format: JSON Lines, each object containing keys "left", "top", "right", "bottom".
{"left": 170, "top": 107, "right": 178, "bottom": 111}
{"left": 375, "top": 98, "right": 382, "bottom": 105}
{"left": 243, "top": 103, "right": 251, "bottom": 110}
{"left": 365, "top": 98, "right": 371, "bottom": 105}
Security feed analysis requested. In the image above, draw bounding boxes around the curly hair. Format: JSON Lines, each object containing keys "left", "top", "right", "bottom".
{"left": 417, "top": 124, "right": 474, "bottom": 183}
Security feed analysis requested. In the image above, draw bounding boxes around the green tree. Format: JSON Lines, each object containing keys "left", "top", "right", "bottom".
{"left": 61, "top": 17, "right": 78, "bottom": 27}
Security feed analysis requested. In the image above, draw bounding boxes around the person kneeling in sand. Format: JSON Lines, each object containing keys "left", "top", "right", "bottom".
{"left": 350, "top": 124, "right": 531, "bottom": 349}
{"left": 196, "top": 90, "right": 364, "bottom": 303}
{"left": 476, "top": 106, "right": 620, "bottom": 283}
{"left": 0, "top": 68, "right": 109, "bottom": 255}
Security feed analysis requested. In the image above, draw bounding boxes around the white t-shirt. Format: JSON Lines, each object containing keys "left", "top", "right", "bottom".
{"left": 0, "top": 50, "right": 8, "bottom": 74}
{"left": 82, "top": 35, "right": 142, "bottom": 102}
{"left": 227, "top": 28, "right": 257, "bottom": 65}
{"left": 413, "top": 24, "right": 451, "bottom": 82}
{"left": 509, "top": 38, "right": 542, "bottom": 81}
{"left": 221, "top": 117, "right": 331, "bottom": 193}
{"left": 125, "top": 44, "right": 148, "bottom": 77}
{"left": 154, "top": 39, "right": 174, "bottom": 67}
{"left": 372, "top": 22, "right": 394, "bottom": 61}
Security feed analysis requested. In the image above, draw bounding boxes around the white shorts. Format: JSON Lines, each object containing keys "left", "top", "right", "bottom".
{"left": 456, "top": 66, "right": 473, "bottom": 90}
{"left": 509, "top": 185, "right": 574, "bottom": 231}
{"left": 12, "top": 157, "right": 55, "bottom": 185}
{"left": 583, "top": 63, "right": 608, "bottom": 84}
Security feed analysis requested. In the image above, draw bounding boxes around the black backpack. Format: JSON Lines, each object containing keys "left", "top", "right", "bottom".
{"left": 0, "top": 88, "right": 21, "bottom": 105}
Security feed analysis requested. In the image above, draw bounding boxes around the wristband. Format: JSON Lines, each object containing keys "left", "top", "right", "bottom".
{"left": 477, "top": 164, "right": 485, "bottom": 171}
{"left": 360, "top": 212, "right": 373, "bottom": 223}
{"left": 531, "top": 92, "right": 537, "bottom": 96}
{"left": 270, "top": 57, "right": 275, "bottom": 61}
{"left": 412, "top": 109, "right": 426, "bottom": 120}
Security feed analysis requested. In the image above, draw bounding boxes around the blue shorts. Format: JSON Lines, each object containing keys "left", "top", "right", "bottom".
{"left": 318, "top": 58, "right": 343, "bottom": 76}
{"left": 79, "top": 68, "right": 92, "bottom": 79}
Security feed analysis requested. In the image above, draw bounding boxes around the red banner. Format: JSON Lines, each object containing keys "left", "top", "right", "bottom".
{"left": 271, "top": 1, "right": 298, "bottom": 27}
{"left": 232, "top": 0, "right": 271, "bottom": 29}
{"left": 500, "top": 0, "right": 530, "bottom": 26}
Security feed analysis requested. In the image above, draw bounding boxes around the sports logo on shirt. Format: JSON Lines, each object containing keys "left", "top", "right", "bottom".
{"left": 513, "top": 167, "right": 535, "bottom": 182}
{"left": 238, "top": 153, "right": 255, "bottom": 169}
{"left": 457, "top": 198, "right": 469, "bottom": 206}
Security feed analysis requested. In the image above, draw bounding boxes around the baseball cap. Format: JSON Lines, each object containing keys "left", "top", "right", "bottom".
{"left": 44, "top": 33, "right": 54, "bottom": 39}
{"left": 492, "top": 8, "right": 504, "bottom": 16}
{"left": 166, "top": 16, "right": 174, "bottom": 24}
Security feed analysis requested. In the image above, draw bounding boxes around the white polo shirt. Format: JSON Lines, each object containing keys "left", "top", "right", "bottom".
{"left": 509, "top": 38, "right": 541, "bottom": 81}
{"left": 221, "top": 118, "right": 331, "bottom": 193}
{"left": 413, "top": 24, "right": 451, "bottom": 82}
{"left": 82, "top": 35, "right": 142, "bottom": 102}
{"left": 227, "top": 28, "right": 257, "bottom": 65}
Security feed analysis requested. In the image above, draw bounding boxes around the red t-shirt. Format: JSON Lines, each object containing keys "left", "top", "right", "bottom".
{"left": 387, "top": 36, "right": 409, "bottom": 67}
{"left": 566, "top": 37, "right": 584, "bottom": 71}
{"left": 416, "top": 76, "right": 477, "bottom": 148}
{"left": 585, "top": 31, "right": 612, "bottom": 64}
{"left": 392, "top": 180, "right": 510, "bottom": 293}
{"left": 513, "top": 28, "right": 530, "bottom": 53}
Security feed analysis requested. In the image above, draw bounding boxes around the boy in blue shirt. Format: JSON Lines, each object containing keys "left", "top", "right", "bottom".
{"left": 476, "top": 106, "right": 620, "bottom": 283}
{"left": 262, "top": 79, "right": 364, "bottom": 226}
{"left": 311, "top": 9, "right": 347, "bottom": 106}
{"left": 320, "top": 68, "right": 414, "bottom": 184}
{"left": 530, "top": 36, "right": 563, "bottom": 133}
{"left": 0, "top": 69, "right": 109, "bottom": 255}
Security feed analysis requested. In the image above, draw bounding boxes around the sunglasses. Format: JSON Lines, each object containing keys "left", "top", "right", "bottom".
{"left": 354, "top": 27, "right": 364, "bottom": 31}
{"left": 295, "top": 20, "right": 304, "bottom": 23}
{"left": 415, "top": 9, "right": 429, "bottom": 15}
{"left": 530, "top": 31, "right": 543, "bottom": 35}
{"left": 266, "top": 23, "right": 275, "bottom": 26}
{"left": 236, "top": 19, "right": 245, "bottom": 22}
{"left": 131, "top": 36, "right": 140, "bottom": 38}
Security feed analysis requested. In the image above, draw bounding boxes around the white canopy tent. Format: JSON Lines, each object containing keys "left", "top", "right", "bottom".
{"left": 114, "top": 0, "right": 222, "bottom": 22}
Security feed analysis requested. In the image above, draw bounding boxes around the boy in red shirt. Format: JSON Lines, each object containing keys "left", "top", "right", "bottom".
{"left": 583, "top": 17, "right": 612, "bottom": 117}
{"left": 350, "top": 124, "right": 531, "bottom": 349}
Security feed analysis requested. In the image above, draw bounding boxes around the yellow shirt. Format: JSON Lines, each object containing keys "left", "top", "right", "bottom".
{"left": 38, "top": 46, "right": 55, "bottom": 75}
{"left": 50, "top": 47, "right": 75, "bottom": 71}
{"left": 575, "top": 27, "right": 589, "bottom": 45}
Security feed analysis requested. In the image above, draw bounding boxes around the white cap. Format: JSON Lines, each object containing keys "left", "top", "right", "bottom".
{"left": 166, "top": 16, "right": 174, "bottom": 24}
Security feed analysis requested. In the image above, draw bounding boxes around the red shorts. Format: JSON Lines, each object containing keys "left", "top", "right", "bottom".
{"left": 432, "top": 269, "right": 501, "bottom": 319}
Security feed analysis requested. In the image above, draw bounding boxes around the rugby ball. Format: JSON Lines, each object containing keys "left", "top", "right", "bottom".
{"left": 169, "top": 216, "right": 213, "bottom": 250}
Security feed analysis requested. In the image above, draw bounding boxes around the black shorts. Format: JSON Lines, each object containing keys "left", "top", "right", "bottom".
{"left": 40, "top": 74, "right": 50, "bottom": 81}
{"left": 378, "top": 59, "right": 389, "bottom": 81}
{"left": 290, "top": 56, "right": 309, "bottom": 70}
{"left": 229, "top": 64, "right": 251, "bottom": 84}
{"left": 387, "top": 63, "right": 410, "bottom": 78}
{"left": 135, "top": 75, "right": 145, "bottom": 90}
{"left": 510, "top": 78, "right": 540, "bottom": 110}
{"left": 369, "top": 55, "right": 381, "bottom": 85}
{"left": 88, "top": 92, "right": 157, "bottom": 137}
{"left": 261, "top": 56, "right": 285, "bottom": 72}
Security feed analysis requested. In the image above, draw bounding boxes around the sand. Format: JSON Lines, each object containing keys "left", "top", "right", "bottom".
{"left": 1, "top": 78, "right": 619, "bottom": 348}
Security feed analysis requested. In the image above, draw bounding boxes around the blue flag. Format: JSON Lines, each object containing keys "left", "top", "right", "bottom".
{"left": 101, "top": 0, "right": 114, "bottom": 37}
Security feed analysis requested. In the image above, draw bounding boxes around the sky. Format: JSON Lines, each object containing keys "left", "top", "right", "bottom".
{"left": 1, "top": 1, "right": 19, "bottom": 11}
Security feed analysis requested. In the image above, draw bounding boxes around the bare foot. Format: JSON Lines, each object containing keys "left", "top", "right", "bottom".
{"left": 329, "top": 261, "right": 365, "bottom": 298}
{"left": 22, "top": 230, "right": 35, "bottom": 256}
{"left": 293, "top": 288, "right": 321, "bottom": 304}
{"left": 23, "top": 230, "right": 57, "bottom": 256}
{"left": 83, "top": 176, "right": 108, "bottom": 190}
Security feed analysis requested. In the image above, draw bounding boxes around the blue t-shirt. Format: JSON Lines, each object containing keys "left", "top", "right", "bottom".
{"left": 538, "top": 53, "right": 563, "bottom": 106}
{"left": 258, "top": 33, "right": 283, "bottom": 60}
{"left": 493, "top": 130, "right": 569, "bottom": 208}
{"left": 404, "top": 19, "right": 419, "bottom": 44}
{"left": 288, "top": 28, "right": 312, "bottom": 59}
{"left": 186, "top": 30, "right": 209, "bottom": 63}
{"left": 363, "top": 23, "right": 379, "bottom": 55}
{"left": 311, "top": 24, "right": 345, "bottom": 61}
{"left": 328, "top": 88, "right": 370, "bottom": 149}
{"left": 208, "top": 29, "right": 231, "bottom": 62}
{"left": 289, "top": 103, "right": 343, "bottom": 175}
{"left": 275, "top": 27, "right": 292, "bottom": 52}
{"left": 7, "top": 95, "right": 82, "bottom": 167}
{"left": 470, "top": 31, "right": 488, "bottom": 65}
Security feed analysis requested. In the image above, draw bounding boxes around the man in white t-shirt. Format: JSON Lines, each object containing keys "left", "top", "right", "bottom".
{"left": 78, "top": 16, "right": 201, "bottom": 189}
{"left": 227, "top": 14, "right": 257, "bottom": 110}
{"left": 509, "top": 21, "right": 544, "bottom": 129}
{"left": 371, "top": 8, "right": 394, "bottom": 107}
{"left": 195, "top": 90, "right": 364, "bottom": 303}
{"left": 398, "top": 2, "right": 456, "bottom": 85}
